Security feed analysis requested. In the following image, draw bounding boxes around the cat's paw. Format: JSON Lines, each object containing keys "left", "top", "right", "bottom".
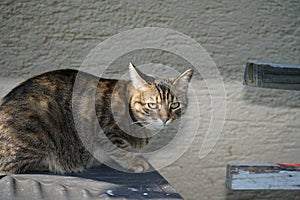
{"left": 129, "top": 157, "right": 150, "bottom": 173}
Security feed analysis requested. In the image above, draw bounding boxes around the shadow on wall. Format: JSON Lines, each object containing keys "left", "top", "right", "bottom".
{"left": 242, "top": 86, "right": 300, "bottom": 108}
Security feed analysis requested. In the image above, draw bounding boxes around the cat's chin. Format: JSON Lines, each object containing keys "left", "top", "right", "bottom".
{"left": 143, "top": 120, "right": 169, "bottom": 132}
{"left": 144, "top": 126, "right": 163, "bottom": 132}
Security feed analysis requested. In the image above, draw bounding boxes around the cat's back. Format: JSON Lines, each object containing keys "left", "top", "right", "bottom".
{"left": 0, "top": 69, "right": 84, "bottom": 137}
{"left": 1, "top": 69, "right": 81, "bottom": 105}
{"left": 0, "top": 69, "right": 100, "bottom": 173}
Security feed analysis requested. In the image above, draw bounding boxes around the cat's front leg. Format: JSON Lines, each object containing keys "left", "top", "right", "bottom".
{"left": 104, "top": 137, "right": 150, "bottom": 173}
{"left": 122, "top": 152, "right": 150, "bottom": 173}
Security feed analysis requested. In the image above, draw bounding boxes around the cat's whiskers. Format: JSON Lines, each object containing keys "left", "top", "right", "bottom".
{"left": 142, "top": 121, "right": 164, "bottom": 131}
{"left": 130, "top": 120, "right": 148, "bottom": 125}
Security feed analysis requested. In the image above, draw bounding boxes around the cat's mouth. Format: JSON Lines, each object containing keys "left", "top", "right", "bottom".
{"left": 141, "top": 119, "right": 173, "bottom": 131}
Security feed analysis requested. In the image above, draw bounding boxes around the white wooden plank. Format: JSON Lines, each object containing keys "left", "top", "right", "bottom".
{"left": 227, "top": 164, "right": 300, "bottom": 190}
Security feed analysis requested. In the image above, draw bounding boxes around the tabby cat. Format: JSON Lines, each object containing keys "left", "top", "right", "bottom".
{"left": 0, "top": 63, "right": 193, "bottom": 174}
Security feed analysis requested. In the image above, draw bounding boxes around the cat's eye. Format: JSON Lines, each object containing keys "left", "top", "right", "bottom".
{"left": 148, "top": 103, "right": 159, "bottom": 109}
{"left": 170, "top": 102, "right": 180, "bottom": 109}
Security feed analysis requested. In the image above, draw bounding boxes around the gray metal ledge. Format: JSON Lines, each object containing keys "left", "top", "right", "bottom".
{"left": 0, "top": 165, "right": 182, "bottom": 200}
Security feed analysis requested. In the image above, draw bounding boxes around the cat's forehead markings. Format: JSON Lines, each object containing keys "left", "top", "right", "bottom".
{"left": 155, "top": 95, "right": 162, "bottom": 103}
{"left": 155, "top": 82, "right": 173, "bottom": 101}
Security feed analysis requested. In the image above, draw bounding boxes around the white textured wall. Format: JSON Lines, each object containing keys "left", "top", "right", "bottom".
{"left": 1, "top": 1, "right": 300, "bottom": 199}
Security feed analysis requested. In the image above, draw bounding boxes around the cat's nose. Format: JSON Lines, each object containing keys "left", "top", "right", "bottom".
{"left": 161, "top": 117, "right": 170, "bottom": 125}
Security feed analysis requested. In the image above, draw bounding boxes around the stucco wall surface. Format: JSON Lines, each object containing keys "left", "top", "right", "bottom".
{"left": 0, "top": 1, "right": 300, "bottom": 199}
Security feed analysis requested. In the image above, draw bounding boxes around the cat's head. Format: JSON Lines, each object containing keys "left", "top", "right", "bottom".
{"left": 129, "top": 63, "right": 193, "bottom": 131}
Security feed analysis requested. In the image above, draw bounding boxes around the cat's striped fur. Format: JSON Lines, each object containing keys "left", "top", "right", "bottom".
{"left": 0, "top": 63, "right": 193, "bottom": 174}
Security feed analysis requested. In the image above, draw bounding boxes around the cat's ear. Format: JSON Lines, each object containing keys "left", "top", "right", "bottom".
{"left": 172, "top": 69, "right": 194, "bottom": 90}
{"left": 129, "top": 63, "right": 149, "bottom": 89}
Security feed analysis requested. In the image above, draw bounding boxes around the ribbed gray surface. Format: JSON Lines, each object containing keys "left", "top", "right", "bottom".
{"left": 0, "top": 166, "right": 182, "bottom": 200}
